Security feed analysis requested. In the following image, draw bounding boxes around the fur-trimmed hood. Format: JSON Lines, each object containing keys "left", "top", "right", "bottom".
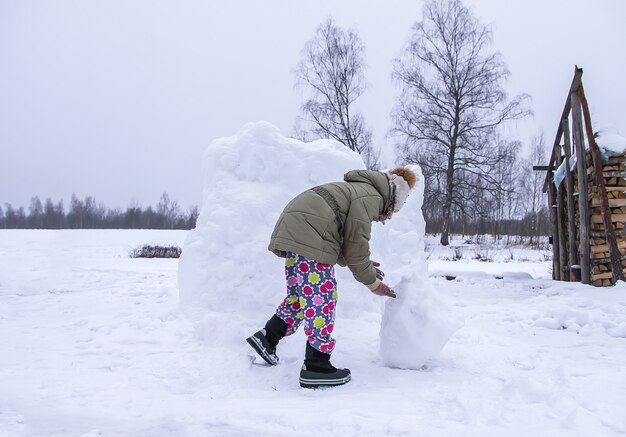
{"left": 378, "top": 167, "right": 417, "bottom": 222}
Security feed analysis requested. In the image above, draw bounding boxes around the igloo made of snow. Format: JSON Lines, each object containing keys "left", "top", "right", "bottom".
{"left": 177, "top": 121, "right": 462, "bottom": 369}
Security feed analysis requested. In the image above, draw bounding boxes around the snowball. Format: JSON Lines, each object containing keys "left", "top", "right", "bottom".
{"left": 380, "top": 276, "right": 464, "bottom": 369}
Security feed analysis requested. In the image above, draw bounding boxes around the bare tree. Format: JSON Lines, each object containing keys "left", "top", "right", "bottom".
{"left": 294, "top": 18, "right": 379, "bottom": 169}
{"left": 3, "top": 204, "right": 27, "bottom": 228}
{"left": 125, "top": 200, "right": 143, "bottom": 229}
{"left": 392, "top": 0, "right": 529, "bottom": 245}
{"left": 490, "top": 137, "right": 524, "bottom": 240}
{"left": 43, "top": 198, "right": 64, "bottom": 229}
{"left": 520, "top": 132, "right": 548, "bottom": 246}
{"left": 68, "top": 194, "right": 84, "bottom": 229}
{"left": 28, "top": 197, "right": 44, "bottom": 228}
{"left": 82, "top": 196, "right": 101, "bottom": 228}
{"left": 157, "top": 192, "right": 180, "bottom": 229}
{"left": 186, "top": 205, "right": 199, "bottom": 229}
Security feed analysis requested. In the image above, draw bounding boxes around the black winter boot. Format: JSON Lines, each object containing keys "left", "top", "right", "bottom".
{"left": 264, "top": 315, "right": 288, "bottom": 349}
{"left": 299, "top": 342, "right": 351, "bottom": 389}
{"left": 246, "top": 315, "right": 288, "bottom": 366}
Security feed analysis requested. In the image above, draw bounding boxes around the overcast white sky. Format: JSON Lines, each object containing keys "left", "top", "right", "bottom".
{"left": 1, "top": 0, "right": 625, "bottom": 210}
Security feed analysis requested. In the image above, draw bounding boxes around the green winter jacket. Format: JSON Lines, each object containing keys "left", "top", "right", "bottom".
{"left": 268, "top": 170, "right": 391, "bottom": 287}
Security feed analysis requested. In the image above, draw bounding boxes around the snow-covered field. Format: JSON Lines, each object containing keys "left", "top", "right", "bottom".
{"left": 1, "top": 229, "right": 626, "bottom": 436}
{"left": 426, "top": 234, "right": 553, "bottom": 279}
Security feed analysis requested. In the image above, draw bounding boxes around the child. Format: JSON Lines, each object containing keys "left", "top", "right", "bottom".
{"left": 247, "top": 167, "right": 416, "bottom": 388}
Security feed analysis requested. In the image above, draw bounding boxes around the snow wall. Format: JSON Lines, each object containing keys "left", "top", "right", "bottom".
{"left": 178, "top": 121, "right": 462, "bottom": 369}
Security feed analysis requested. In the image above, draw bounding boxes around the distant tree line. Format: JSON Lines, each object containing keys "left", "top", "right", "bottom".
{"left": 0, "top": 192, "right": 199, "bottom": 230}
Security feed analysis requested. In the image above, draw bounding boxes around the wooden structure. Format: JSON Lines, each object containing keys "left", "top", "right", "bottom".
{"left": 539, "top": 67, "right": 626, "bottom": 286}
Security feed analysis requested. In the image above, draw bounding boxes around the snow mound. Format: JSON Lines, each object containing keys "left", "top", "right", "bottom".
{"left": 529, "top": 283, "right": 626, "bottom": 338}
{"left": 178, "top": 121, "right": 461, "bottom": 367}
{"left": 596, "top": 125, "right": 626, "bottom": 155}
{"left": 373, "top": 164, "right": 463, "bottom": 369}
{"left": 178, "top": 121, "right": 363, "bottom": 343}
{"left": 380, "top": 277, "right": 464, "bottom": 369}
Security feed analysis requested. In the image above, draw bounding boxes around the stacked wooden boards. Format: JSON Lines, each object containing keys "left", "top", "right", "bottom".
{"left": 587, "top": 153, "right": 626, "bottom": 285}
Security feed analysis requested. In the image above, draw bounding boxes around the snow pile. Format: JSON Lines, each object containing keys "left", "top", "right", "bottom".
{"left": 529, "top": 282, "right": 626, "bottom": 338}
{"left": 375, "top": 174, "right": 464, "bottom": 369}
{"left": 178, "top": 121, "right": 362, "bottom": 343}
{"left": 380, "top": 277, "right": 464, "bottom": 369}
{"left": 596, "top": 125, "right": 626, "bottom": 155}
{"left": 178, "top": 121, "right": 461, "bottom": 367}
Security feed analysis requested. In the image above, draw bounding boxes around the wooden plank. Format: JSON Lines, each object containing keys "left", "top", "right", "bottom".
{"left": 600, "top": 187, "right": 626, "bottom": 192}
{"left": 571, "top": 90, "right": 591, "bottom": 284}
{"left": 591, "top": 214, "right": 626, "bottom": 223}
{"left": 590, "top": 240, "right": 626, "bottom": 254}
{"left": 592, "top": 269, "right": 626, "bottom": 281}
{"left": 591, "top": 198, "right": 626, "bottom": 207}
{"left": 593, "top": 272, "right": 612, "bottom": 280}
{"left": 601, "top": 171, "right": 626, "bottom": 178}
{"left": 562, "top": 119, "right": 578, "bottom": 281}
{"left": 544, "top": 66, "right": 584, "bottom": 193}
{"left": 556, "top": 147, "right": 567, "bottom": 280}
{"left": 591, "top": 253, "right": 626, "bottom": 265}
{"left": 606, "top": 157, "right": 626, "bottom": 165}
{"left": 586, "top": 169, "right": 626, "bottom": 178}
{"left": 590, "top": 227, "right": 626, "bottom": 238}
{"left": 579, "top": 84, "right": 625, "bottom": 283}
{"left": 548, "top": 180, "right": 561, "bottom": 280}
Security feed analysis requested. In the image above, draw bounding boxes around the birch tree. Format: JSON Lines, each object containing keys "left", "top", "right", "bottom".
{"left": 392, "top": 0, "right": 529, "bottom": 245}
{"left": 521, "top": 132, "right": 548, "bottom": 246}
{"left": 294, "top": 18, "right": 379, "bottom": 169}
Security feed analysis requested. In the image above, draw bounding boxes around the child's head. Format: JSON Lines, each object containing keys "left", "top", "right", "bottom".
{"left": 388, "top": 167, "right": 416, "bottom": 212}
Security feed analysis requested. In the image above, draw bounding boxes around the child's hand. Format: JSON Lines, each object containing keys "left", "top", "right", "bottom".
{"left": 371, "top": 282, "right": 396, "bottom": 298}
{"left": 372, "top": 261, "right": 385, "bottom": 280}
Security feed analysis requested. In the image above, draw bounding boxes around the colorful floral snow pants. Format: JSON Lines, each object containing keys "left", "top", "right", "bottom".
{"left": 275, "top": 252, "right": 338, "bottom": 354}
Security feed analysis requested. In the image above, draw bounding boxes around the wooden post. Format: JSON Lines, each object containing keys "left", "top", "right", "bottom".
{"left": 571, "top": 91, "right": 591, "bottom": 284}
{"left": 555, "top": 145, "right": 568, "bottom": 280}
{"left": 562, "top": 118, "right": 578, "bottom": 281}
{"left": 578, "top": 85, "right": 625, "bottom": 284}
{"left": 548, "top": 178, "right": 561, "bottom": 280}
{"left": 543, "top": 67, "right": 584, "bottom": 193}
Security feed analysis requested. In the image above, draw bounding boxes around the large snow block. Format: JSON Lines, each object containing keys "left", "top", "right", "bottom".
{"left": 177, "top": 121, "right": 364, "bottom": 342}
